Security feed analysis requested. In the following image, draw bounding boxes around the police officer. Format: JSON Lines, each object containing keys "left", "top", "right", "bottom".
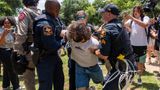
{"left": 14, "top": 0, "right": 40, "bottom": 90}
{"left": 96, "top": 4, "right": 135, "bottom": 90}
{"left": 33, "top": 0, "right": 64, "bottom": 90}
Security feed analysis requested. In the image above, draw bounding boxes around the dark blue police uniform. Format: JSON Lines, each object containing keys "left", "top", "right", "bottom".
{"left": 33, "top": 12, "right": 64, "bottom": 90}
{"left": 101, "top": 19, "right": 135, "bottom": 90}
{"left": 98, "top": 4, "right": 135, "bottom": 90}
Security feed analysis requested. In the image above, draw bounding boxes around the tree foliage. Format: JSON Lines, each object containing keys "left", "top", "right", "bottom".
{"left": 0, "top": 1, "right": 12, "bottom": 16}
{"left": 0, "top": 0, "right": 22, "bottom": 16}
{"left": 61, "top": 0, "right": 160, "bottom": 25}
{"left": 61, "top": 0, "right": 90, "bottom": 25}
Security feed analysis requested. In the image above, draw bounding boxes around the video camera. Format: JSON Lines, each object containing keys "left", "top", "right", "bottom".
{"left": 142, "top": 0, "right": 160, "bottom": 30}
{"left": 142, "top": 0, "right": 158, "bottom": 12}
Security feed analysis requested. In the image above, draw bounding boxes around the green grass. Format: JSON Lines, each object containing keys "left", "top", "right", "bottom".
{"left": 0, "top": 55, "right": 160, "bottom": 90}
{"left": 130, "top": 71, "right": 160, "bottom": 90}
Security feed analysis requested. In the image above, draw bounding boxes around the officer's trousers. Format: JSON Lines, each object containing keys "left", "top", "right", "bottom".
{"left": 103, "top": 68, "right": 120, "bottom": 90}
{"left": 23, "top": 53, "right": 36, "bottom": 90}
{"left": 37, "top": 54, "right": 64, "bottom": 90}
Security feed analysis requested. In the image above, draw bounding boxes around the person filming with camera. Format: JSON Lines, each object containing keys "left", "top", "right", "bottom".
{"left": 124, "top": 5, "right": 150, "bottom": 85}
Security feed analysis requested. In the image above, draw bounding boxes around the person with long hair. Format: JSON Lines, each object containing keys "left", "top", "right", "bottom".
{"left": 0, "top": 17, "right": 21, "bottom": 90}
{"left": 125, "top": 5, "right": 150, "bottom": 85}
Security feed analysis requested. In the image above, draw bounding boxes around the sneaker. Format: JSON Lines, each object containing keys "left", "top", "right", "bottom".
{"left": 137, "top": 78, "right": 142, "bottom": 85}
{"left": 89, "top": 86, "right": 96, "bottom": 90}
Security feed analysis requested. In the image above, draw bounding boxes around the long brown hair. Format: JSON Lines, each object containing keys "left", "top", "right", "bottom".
{"left": 132, "top": 6, "right": 144, "bottom": 18}
{"left": 67, "top": 21, "right": 91, "bottom": 42}
{"left": 1, "top": 16, "right": 15, "bottom": 27}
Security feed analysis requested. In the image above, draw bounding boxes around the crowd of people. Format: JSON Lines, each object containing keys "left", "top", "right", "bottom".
{"left": 0, "top": 0, "right": 160, "bottom": 90}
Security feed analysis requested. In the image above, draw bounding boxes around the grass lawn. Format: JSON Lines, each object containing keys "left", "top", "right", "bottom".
{"left": 0, "top": 55, "right": 160, "bottom": 90}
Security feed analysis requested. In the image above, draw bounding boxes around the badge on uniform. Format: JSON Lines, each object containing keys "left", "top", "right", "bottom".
{"left": 18, "top": 12, "right": 26, "bottom": 21}
{"left": 101, "top": 39, "right": 106, "bottom": 44}
{"left": 43, "top": 25, "right": 53, "bottom": 36}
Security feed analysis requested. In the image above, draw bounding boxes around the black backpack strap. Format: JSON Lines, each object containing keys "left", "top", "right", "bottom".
{"left": 141, "top": 16, "right": 149, "bottom": 43}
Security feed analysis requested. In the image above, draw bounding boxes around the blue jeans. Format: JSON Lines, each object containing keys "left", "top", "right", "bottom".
{"left": 0, "top": 48, "right": 20, "bottom": 90}
{"left": 76, "top": 63, "right": 104, "bottom": 88}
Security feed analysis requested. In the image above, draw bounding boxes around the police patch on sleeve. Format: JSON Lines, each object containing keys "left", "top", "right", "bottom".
{"left": 101, "top": 39, "right": 106, "bottom": 44}
{"left": 100, "top": 30, "right": 106, "bottom": 38}
{"left": 43, "top": 25, "right": 53, "bottom": 36}
{"left": 18, "top": 12, "right": 26, "bottom": 21}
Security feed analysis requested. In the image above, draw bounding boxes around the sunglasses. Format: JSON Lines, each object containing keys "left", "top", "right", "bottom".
{"left": 76, "top": 15, "right": 86, "bottom": 20}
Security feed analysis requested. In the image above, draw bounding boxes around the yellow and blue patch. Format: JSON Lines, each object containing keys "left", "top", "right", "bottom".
{"left": 43, "top": 25, "right": 53, "bottom": 36}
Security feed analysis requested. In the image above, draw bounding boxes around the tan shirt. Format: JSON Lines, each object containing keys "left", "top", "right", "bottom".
{"left": 14, "top": 6, "right": 40, "bottom": 55}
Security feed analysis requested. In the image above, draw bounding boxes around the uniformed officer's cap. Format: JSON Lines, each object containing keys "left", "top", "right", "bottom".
{"left": 99, "top": 4, "right": 120, "bottom": 15}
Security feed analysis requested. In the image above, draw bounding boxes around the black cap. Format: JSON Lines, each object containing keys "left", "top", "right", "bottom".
{"left": 99, "top": 4, "right": 120, "bottom": 15}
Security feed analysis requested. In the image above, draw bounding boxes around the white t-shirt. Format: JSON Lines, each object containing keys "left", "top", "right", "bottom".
{"left": 70, "top": 37, "right": 99, "bottom": 67}
{"left": 126, "top": 16, "right": 150, "bottom": 46}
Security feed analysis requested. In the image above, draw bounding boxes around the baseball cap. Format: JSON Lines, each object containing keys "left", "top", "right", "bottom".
{"left": 99, "top": 4, "right": 120, "bottom": 15}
